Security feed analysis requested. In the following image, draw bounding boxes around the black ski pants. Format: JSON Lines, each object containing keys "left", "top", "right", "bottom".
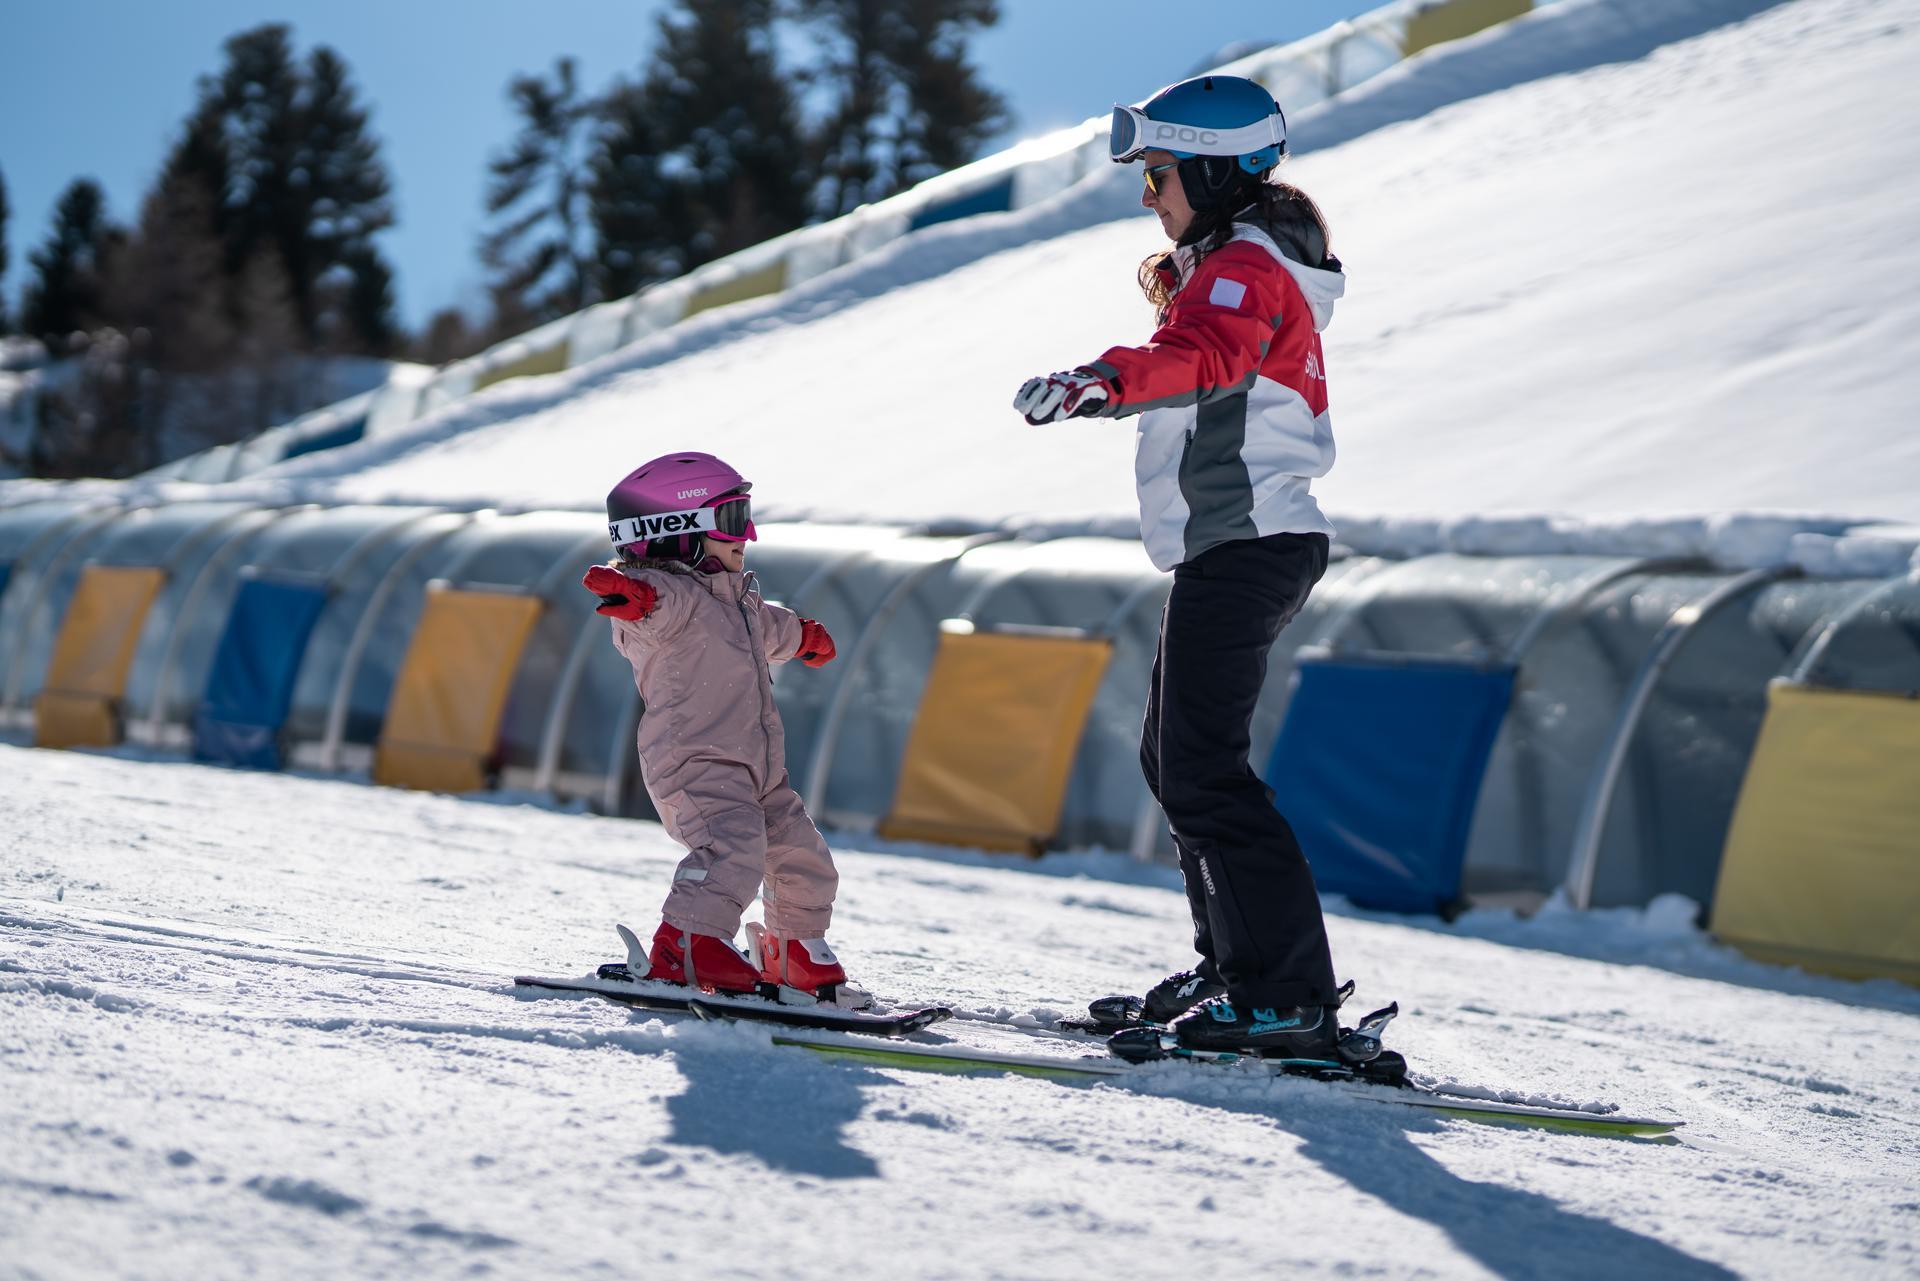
{"left": 1139, "top": 531, "right": 1337, "bottom": 1009}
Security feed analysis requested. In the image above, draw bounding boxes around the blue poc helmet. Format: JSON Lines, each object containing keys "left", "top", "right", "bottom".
{"left": 1109, "top": 74, "right": 1288, "bottom": 212}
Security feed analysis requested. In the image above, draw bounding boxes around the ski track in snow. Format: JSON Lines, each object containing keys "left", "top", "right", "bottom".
{"left": 2, "top": 745, "right": 1916, "bottom": 1280}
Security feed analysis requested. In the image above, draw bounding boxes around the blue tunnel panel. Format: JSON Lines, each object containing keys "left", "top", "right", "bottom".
{"left": 908, "top": 175, "right": 1016, "bottom": 232}
{"left": 1265, "top": 657, "right": 1516, "bottom": 915}
{"left": 193, "top": 577, "right": 333, "bottom": 770}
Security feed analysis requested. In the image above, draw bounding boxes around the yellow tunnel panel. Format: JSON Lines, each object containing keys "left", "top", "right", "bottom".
{"left": 879, "top": 630, "right": 1113, "bottom": 855}
{"left": 1401, "top": 0, "right": 1532, "bottom": 58}
{"left": 683, "top": 259, "right": 789, "bottom": 320}
{"left": 373, "top": 586, "right": 545, "bottom": 793}
{"left": 1710, "top": 682, "right": 1920, "bottom": 985}
{"left": 34, "top": 565, "right": 168, "bottom": 749}
{"left": 471, "top": 342, "right": 569, "bottom": 393}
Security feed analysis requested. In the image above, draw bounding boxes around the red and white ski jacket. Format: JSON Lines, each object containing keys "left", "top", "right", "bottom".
{"left": 1089, "top": 219, "right": 1344, "bottom": 571}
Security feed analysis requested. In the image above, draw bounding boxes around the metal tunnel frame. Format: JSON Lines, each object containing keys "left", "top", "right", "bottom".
{"left": 801, "top": 533, "right": 1015, "bottom": 816}
{"left": 1561, "top": 566, "right": 1795, "bottom": 910}
{"left": 134, "top": 506, "right": 311, "bottom": 747}
{"left": 315, "top": 512, "right": 483, "bottom": 771}
{"left": 0, "top": 503, "right": 134, "bottom": 723}
{"left": 499, "top": 530, "right": 610, "bottom": 796}
{"left": 1788, "top": 573, "right": 1920, "bottom": 686}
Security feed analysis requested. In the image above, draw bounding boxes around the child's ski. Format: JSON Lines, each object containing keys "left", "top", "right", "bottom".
{"left": 513, "top": 968, "right": 952, "bottom": 1037}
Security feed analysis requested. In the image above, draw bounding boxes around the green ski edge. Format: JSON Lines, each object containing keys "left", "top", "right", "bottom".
{"left": 774, "top": 1034, "right": 1682, "bottom": 1138}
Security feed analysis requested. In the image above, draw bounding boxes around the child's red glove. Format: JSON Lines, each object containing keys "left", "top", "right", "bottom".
{"left": 797, "top": 619, "right": 836, "bottom": 667}
{"left": 582, "top": 565, "right": 658, "bottom": 620}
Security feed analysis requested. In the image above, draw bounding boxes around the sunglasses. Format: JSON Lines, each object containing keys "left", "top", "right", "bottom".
{"left": 1142, "top": 160, "right": 1180, "bottom": 196}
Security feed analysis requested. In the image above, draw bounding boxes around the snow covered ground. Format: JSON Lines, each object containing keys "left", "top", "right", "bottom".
{"left": 6, "top": 1, "right": 1920, "bottom": 1276}
{"left": 4, "top": 744, "right": 1916, "bottom": 1280}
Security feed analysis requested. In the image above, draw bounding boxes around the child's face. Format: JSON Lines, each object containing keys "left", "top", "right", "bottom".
{"left": 709, "top": 539, "right": 747, "bottom": 573}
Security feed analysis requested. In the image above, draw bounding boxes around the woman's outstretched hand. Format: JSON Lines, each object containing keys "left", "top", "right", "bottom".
{"left": 582, "top": 565, "right": 658, "bottom": 620}
{"left": 1013, "top": 367, "right": 1112, "bottom": 424}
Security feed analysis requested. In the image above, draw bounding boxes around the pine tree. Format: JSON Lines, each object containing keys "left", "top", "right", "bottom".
{"left": 886, "top": 0, "right": 1009, "bottom": 188}
{"left": 796, "top": 0, "right": 1007, "bottom": 217}
{"left": 591, "top": 0, "right": 809, "bottom": 293}
{"left": 481, "top": 57, "right": 597, "bottom": 330}
{"left": 412, "top": 305, "right": 482, "bottom": 365}
{"left": 209, "top": 24, "right": 398, "bottom": 353}
{"left": 21, "top": 179, "right": 123, "bottom": 346}
{"left": 589, "top": 78, "right": 677, "bottom": 299}
{"left": 338, "top": 246, "right": 398, "bottom": 356}
{"left": 122, "top": 118, "right": 239, "bottom": 377}
{"left": 301, "top": 44, "right": 399, "bottom": 350}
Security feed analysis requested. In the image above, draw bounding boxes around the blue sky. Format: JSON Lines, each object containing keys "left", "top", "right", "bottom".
{"left": 0, "top": 0, "right": 1358, "bottom": 331}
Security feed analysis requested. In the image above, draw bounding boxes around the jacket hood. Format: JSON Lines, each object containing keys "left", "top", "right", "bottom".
{"left": 1233, "top": 215, "right": 1345, "bottom": 333}
{"left": 1168, "top": 211, "right": 1345, "bottom": 333}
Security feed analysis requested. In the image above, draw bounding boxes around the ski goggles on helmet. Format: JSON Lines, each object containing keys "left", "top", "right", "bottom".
{"left": 1108, "top": 103, "right": 1287, "bottom": 163}
{"left": 608, "top": 493, "right": 754, "bottom": 549}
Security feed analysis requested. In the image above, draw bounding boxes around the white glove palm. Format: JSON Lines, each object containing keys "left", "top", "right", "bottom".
{"left": 1013, "top": 368, "right": 1111, "bottom": 424}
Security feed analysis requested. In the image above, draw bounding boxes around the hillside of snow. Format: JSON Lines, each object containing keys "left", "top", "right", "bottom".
{"left": 3, "top": 744, "right": 1917, "bottom": 1279}
{"left": 20, "top": 0, "right": 1901, "bottom": 545}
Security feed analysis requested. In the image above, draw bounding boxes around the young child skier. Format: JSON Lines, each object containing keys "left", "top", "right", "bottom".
{"left": 1014, "top": 75, "right": 1356, "bottom": 1061}
{"left": 582, "top": 451, "right": 854, "bottom": 1003}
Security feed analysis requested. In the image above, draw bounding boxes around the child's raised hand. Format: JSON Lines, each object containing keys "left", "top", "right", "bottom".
{"left": 797, "top": 619, "right": 837, "bottom": 667}
{"left": 582, "top": 565, "right": 658, "bottom": 620}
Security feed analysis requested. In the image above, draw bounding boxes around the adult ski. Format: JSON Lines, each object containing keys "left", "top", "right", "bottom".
{"left": 769, "top": 1032, "right": 1682, "bottom": 1138}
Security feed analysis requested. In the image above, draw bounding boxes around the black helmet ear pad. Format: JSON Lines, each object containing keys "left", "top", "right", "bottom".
{"left": 1177, "top": 154, "right": 1258, "bottom": 214}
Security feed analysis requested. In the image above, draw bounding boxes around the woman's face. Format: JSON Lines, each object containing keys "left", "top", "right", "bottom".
{"left": 708, "top": 538, "right": 747, "bottom": 573}
{"left": 1141, "top": 149, "right": 1195, "bottom": 240}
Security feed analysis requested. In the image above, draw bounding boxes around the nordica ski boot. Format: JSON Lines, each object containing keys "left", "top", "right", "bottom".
{"left": 1171, "top": 996, "right": 1341, "bottom": 1060}
{"left": 1080, "top": 969, "right": 1227, "bottom": 1033}
{"left": 1077, "top": 974, "right": 1354, "bottom": 1035}
{"left": 1106, "top": 990, "right": 1409, "bottom": 1086}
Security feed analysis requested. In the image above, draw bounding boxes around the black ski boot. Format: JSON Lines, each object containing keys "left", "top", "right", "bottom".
{"left": 1170, "top": 995, "right": 1341, "bottom": 1062}
{"left": 1144, "top": 969, "right": 1228, "bottom": 1022}
{"left": 1084, "top": 969, "right": 1225, "bottom": 1031}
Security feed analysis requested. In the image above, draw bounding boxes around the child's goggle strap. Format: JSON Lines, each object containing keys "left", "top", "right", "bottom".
{"left": 608, "top": 494, "right": 753, "bottom": 547}
{"left": 1108, "top": 104, "right": 1287, "bottom": 163}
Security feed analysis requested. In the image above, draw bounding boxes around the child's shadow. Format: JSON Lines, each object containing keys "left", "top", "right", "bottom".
{"left": 663, "top": 1042, "right": 888, "bottom": 1180}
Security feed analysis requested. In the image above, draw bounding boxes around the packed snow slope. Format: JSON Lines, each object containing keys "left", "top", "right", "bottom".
{"left": 156, "top": 0, "right": 1917, "bottom": 533}
{"left": 4, "top": 745, "right": 1917, "bottom": 1281}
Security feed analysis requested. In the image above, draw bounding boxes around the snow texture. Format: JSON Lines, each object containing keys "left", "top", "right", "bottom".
{"left": 2, "top": 745, "right": 1916, "bottom": 1280}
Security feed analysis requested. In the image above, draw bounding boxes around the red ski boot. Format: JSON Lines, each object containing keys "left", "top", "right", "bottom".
{"left": 641, "top": 922, "right": 761, "bottom": 993}
{"left": 747, "top": 923, "right": 870, "bottom": 1007}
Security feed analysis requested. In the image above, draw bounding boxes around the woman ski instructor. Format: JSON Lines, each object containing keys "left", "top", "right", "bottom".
{"left": 1014, "top": 74, "right": 1351, "bottom": 1060}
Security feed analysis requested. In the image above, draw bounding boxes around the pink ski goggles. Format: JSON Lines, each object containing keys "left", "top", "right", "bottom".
{"left": 704, "top": 493, "right": 755, "bottom": 543}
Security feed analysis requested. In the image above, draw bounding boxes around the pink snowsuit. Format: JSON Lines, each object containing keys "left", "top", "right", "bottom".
{"left": 605, "top": 561, "right": 838, "bottom": 939}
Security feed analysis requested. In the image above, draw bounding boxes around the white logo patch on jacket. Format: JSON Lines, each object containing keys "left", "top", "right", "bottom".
{"left": 1208, "top": 277, "right": 1248, "bottom": 310}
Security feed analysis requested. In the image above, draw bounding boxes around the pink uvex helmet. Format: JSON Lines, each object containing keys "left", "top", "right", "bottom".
{"left": 606, "top": 451, "right": 756, "bottom": 564}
